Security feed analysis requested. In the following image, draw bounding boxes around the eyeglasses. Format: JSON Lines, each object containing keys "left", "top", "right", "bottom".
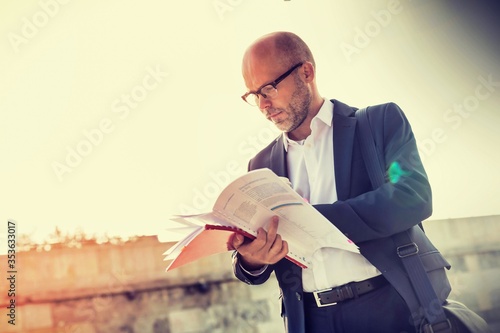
{"left": 241, "top": 62, "right": 303, "bottom": 107}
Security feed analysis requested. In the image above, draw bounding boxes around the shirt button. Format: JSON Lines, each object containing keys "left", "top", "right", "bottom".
{"left": 295, "top": 292, "right": 302, "bottom": 301}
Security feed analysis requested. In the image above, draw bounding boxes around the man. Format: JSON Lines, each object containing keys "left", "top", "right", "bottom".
{"left": 230, "top": 31, "right": 451, "bottom": 333}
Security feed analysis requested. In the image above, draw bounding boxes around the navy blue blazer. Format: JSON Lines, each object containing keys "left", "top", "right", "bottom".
{"left": 233, "top": 100, "right": 451, "bottom": 333}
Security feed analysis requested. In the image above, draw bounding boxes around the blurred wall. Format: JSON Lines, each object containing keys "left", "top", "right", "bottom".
{"left": 1, "top": 215, "right": 499, "bottom": 333}
{"left": 0, "top": 236, "right": 282, "bottom": 333}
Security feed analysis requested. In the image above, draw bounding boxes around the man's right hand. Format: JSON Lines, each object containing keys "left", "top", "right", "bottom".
{"left": 231, "top": 215, "right": 289, "bottom": 271}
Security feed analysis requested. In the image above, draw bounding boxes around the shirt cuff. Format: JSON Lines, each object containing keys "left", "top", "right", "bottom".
{"left": 239, "top": 262, "right": 269, "bottom": 276}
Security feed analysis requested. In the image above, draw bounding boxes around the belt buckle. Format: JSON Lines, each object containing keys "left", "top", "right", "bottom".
{"left": 313, "top": 288, "right": 337, "bottom": 308}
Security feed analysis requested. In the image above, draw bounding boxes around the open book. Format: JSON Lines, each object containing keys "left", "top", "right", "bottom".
{"left": 164, "top": 168, "right": 358, "bottom": 271}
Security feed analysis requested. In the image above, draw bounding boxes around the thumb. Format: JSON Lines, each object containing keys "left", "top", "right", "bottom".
{"left": 231, "top": 233, "right": 245, "bottom": 250}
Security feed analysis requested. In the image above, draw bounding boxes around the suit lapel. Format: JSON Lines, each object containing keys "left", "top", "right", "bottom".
{"left": 267, "top": 99, "right": 357, "bottom": 200}
{"left": 269, "top": 136, "right": 288, "bottom": 177}
{"left": 332, "top": 100, "right": 357, "bottom": 201}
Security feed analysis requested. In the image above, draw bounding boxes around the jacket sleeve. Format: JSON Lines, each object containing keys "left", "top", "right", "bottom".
{"left": 232, "top": 252, "right": 275, "bottom": 285}
{"left": 314, "top": 103, "right": 432, "bottom": 243}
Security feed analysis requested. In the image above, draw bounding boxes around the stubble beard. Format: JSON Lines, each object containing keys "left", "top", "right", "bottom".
{"left": 272, "top": 79, "right": 312, "bottom": 133}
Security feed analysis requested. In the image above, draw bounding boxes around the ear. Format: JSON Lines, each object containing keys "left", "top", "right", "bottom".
{"left": 301, "top": 62, "right": 315, "bottom": 83}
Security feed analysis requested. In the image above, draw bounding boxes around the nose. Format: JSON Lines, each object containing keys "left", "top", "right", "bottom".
{"left": 257, "top": 94, "right": 272, "bottom": 110}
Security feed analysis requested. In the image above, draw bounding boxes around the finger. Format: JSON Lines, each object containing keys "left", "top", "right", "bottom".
{"left": 268, "top": 239, "right": 288, "bottom": 264}
{"left": 271, "top": 240, "right": 289, "bottom": 263}
{"left": 266, "top": 216, "right": 280, "bottom": 244}
{"left": 230, "top": 233, "right": 245, "bottom": 250}
{"left": 269, "top": 234, "right": 284, "bottom": 255}
{"left": 269, "top": 234, "right": 288, "bottom": 259}
{"left": 245, "top": 228, "right": 267, "bottom": 252}
{"left": 279, "top": 240, "right": 289, "bottom": 258}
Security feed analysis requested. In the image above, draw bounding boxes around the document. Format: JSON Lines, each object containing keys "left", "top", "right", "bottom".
{"left": 164, "top": 168, "right": 358, "bottom": 271}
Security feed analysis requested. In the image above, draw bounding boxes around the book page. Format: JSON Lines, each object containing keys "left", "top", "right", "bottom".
{"left": 165, "top": 228, "right": 237, "bottom": 271}
{"left": 212, "top": 168, "right": 358, "bottom": 267}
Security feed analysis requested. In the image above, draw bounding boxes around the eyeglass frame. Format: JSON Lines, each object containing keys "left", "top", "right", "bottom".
{"left": 241, "top": 62, "right": 304, "bottom": 106}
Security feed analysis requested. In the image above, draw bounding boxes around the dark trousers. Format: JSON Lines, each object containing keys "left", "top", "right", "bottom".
{"left": 304, "top": 283, "right": 416, "bottom": 333}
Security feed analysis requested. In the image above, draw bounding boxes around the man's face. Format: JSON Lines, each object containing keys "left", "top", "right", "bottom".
{"left": 243, "top": 59, "right": 312, "bottom": 134}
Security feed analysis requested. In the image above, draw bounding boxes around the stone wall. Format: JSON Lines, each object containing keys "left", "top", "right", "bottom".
{"left": 0, "top": 215, "right": 499, "bottom": 332}
{"left": 0, "top": 236, "right": 282, "bottom": 333}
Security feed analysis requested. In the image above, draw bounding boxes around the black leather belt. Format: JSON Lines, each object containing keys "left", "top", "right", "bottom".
{"left": 303, "top": 275, "right": 388, "bottom": 307}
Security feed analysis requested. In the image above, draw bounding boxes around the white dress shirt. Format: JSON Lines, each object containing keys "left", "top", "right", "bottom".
{"left": 284, "top": 99, "right": 380, "bottom": 292}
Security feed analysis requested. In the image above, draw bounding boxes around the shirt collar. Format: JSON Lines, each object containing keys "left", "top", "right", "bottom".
{"left": 282, "top": 99, "right": 334, "bottom": 152}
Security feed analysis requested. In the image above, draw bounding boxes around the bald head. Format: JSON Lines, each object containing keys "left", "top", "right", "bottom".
{"left": 240, "top": 32, "right": 324, "bottom": 140}
{"left": 243, "top": 32, "right": 315, "bottom": 75}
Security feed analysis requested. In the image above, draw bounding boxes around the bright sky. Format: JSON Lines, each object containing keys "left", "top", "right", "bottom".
{"left": 1, "top": 0, "right": 499, "bottom": 245}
